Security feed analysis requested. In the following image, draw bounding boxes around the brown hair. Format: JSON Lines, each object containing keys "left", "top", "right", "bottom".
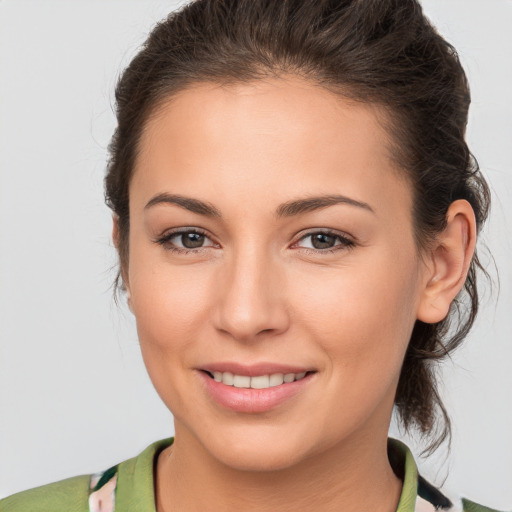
{"left": 105, "top": 0, "right": 490, "bottom": 452}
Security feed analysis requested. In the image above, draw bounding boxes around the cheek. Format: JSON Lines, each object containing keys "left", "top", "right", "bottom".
{"left": 127, "top": 253, "right": 219, "bottom": 417}
{"left": 292, "top": 249, "right": 421, "bottom": 384}
{"left": 131, "top": 263, "right": 214, "bottom": 350}
{"left": 126, "top": 230, "right": 218, "bottom": 388}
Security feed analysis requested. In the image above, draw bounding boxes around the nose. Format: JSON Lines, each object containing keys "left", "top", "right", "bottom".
{"left": 212, "top": 247, "right": 290, "bottom": 343}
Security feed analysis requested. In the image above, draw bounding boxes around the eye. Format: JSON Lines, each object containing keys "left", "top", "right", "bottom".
{"left": 154, "top": 228, "right": 217, "bottom": 253}
{"left": 295, "top": 230, "right": 355, "bottom": 253}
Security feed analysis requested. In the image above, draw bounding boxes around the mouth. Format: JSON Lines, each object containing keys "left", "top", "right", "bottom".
{"left": 198, "top": 365, "right": 317, "bottom": 413}
{"left": 202, "top": 370, "right": 314, "bottom": 389}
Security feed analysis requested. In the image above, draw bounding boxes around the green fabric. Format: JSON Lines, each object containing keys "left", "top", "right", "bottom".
{"left": 114, "top": 437, "right": 172, "bottom": 511}
{"left": 0, "top": 437, "right": 505, "bottom": 512}
{"left": 0, "top": 474, "right": 91, "bottom": 512}
{"left": 462, "top": 498, "right": 508, "bottom": 512}
{"left": 391, "top": 438, "right": 419, "bottom": 512}
{"left": 0, "top": 439, "right": 172, "bottom": 512}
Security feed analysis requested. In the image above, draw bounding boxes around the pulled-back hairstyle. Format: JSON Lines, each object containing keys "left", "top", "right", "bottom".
{"left": 105, "top": 0, "right": 490, "bottom": 452}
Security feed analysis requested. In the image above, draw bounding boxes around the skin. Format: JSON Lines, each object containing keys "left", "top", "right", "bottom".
{"left": 115, "top": 75, "right": 476, "bottom": 511}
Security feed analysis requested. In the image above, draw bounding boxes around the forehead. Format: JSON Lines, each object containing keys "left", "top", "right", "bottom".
{"left": 138, "top": 76, "right": 392, "bottom": 166}
{"left": 132, "top": 76, "right": 412, "bottom": 219}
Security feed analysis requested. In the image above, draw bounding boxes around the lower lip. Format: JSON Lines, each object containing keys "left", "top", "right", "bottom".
{"left": 199, "top": 372, "right": 315, "bottom": 413}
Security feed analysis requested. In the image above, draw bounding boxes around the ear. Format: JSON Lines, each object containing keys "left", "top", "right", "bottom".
{"left": 112, "top": 215, "right": 133, "bottom": 312}
{"left": 417, "top": 200, "right": 477, "bottom": 324}
{"left": 112, "top": 214, "right": 121, "bottom": 250}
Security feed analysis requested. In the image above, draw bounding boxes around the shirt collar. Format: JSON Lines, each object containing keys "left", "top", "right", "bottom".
{"left": 112, "top": 437, "right": 419, "bottom": 512}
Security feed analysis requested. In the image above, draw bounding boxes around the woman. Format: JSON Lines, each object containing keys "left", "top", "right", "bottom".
{"left": 1, "top": 1, "right": 508, "bottom": 511}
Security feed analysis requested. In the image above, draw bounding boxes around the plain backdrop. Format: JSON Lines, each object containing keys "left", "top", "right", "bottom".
{"left": 0, "top": 0, "right": 511, "bottom": 508}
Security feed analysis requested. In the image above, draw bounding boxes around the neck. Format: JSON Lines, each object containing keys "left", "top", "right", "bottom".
{"left": 155, "top": 426, "right": 402, "bottom": 512}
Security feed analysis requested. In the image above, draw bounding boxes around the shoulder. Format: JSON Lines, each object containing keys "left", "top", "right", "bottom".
{"left": 0, "top": 474, "right": 91, "bottom": 512}
{"left": 0, "top": 438, "right": 173, "bottom": 512}
{"left": 416, "top": 477, "right": 506, "bottom": 512}
{"left": 460, "top": 498, "right": 508, "bottom": 512}
{"left": 389, "top": 438, "right": 508, "bottom": 512}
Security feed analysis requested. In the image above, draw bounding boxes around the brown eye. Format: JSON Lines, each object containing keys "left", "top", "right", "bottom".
{"left": 155, "top": 228, "right": 216, "bottom": 253}
{"left": 311, "top": 233, "right": 337, "bottom": 249}
{"left": 295, "top": 231, "right": 355, "bottom": 253}
{"left": 180, "top": 232, "right": 206, "bottom": 248}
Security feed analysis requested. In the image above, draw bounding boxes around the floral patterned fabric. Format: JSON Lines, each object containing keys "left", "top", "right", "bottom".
{"left": 89, "top": 469, "right": 118, "bottom": 512}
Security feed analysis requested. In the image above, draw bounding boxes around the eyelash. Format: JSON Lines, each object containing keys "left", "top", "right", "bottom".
{"left": 154, "top": 228, "right": 216, "bottom": 255}
{"left": 154, "top": 228, "right": 355, "bottom": 255}
{"left": 295, "top": 229, "right": 356, "bottom": 254}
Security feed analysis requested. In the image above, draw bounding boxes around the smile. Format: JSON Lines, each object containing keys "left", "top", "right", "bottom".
{"left": 199, "top": 366, "right": 316, "bottom": 413}
{"left": 208, "top": 371, "right": 308, "bottom": 389}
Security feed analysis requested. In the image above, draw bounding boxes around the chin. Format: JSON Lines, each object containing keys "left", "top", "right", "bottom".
{"left": 215, "top": 442, "right": 306, "bottom": 473}
{"left": 196, "top": 423, "right": 314, "bottom": 472}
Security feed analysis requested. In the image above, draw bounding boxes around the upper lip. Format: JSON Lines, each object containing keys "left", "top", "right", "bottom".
{"left": 199, "top": 362, "right": 315, "bottom": 377}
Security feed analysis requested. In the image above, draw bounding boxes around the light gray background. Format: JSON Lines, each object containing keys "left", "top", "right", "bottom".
{"left": 0, "top": 0, "right": 511, "bottom": 508}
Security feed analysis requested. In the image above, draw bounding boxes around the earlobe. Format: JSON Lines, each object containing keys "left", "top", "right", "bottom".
{"left": 112, "top": 214, "right": 121, "bottom": 249}
{"left": 417, "top": 200, "right": 477, "bottom": 324}
{"left": 125, "top": 288, "right": 134, "bottom": 313}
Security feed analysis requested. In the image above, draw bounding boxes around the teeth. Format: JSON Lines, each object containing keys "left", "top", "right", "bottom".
{"left": 269, "top": 373, "right": 284, "bottom": 386}
{"left": 211, "top": 371, "right": 309, "bottom": 389}
{"left": 222, "top": 372, "right": 234, "bottom": 386}
{"left": 250, "top": 375, "right": 269, "bottom": 389}
{"left": 233, "top": 375, "right": 251, "bottom": 388}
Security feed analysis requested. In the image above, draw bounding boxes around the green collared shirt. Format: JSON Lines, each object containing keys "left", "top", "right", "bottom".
{"left": 0, "top": 438, "right": 504, "bottom": 512}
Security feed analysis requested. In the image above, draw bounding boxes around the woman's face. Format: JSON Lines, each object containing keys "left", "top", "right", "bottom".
{"left": 126, "top": 76, "right": 428, "bottom": 471}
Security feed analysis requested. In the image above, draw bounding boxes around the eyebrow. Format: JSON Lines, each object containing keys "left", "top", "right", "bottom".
{"left": 145, "top": 193, "right": 222, "bottom": 217}
{"left": 144, "top": 193, "right": 375, "bottom": 218}
{"left": 275, "top": 194, "right": 374, "bottom": 217}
